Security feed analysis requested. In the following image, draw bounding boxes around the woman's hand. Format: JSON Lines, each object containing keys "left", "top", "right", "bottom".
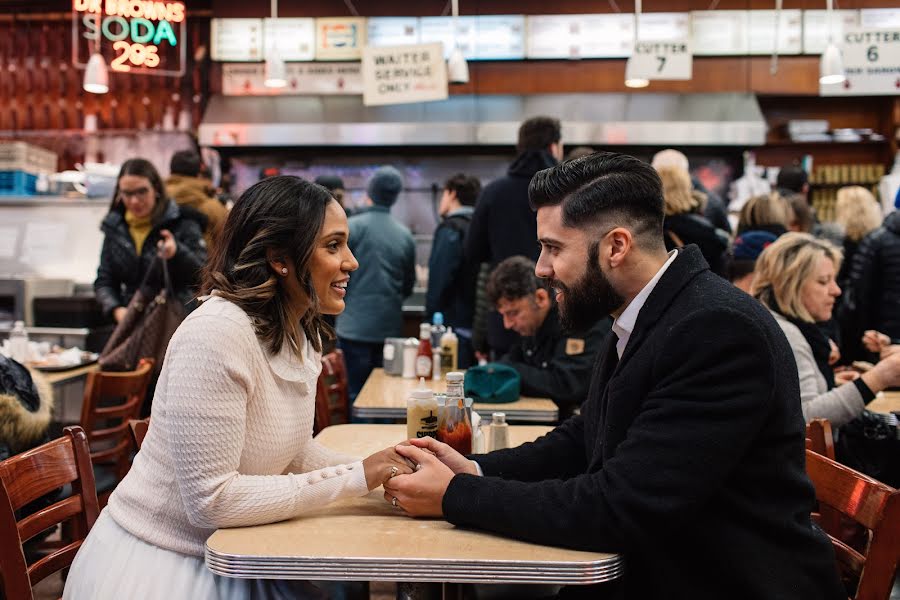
{"left": 828, "top": 339, "right": 840, "bottom": 366}
{"left": 861, "top": 351, "right": 900, "bottom": 393}
{"left": 157, "top": 229, "right": 177, "bottom": 260}
{"left": 862, "top": 330, "right": 891, "bottom": 353}
{"left": 113, "top": 307, "right": 127, "bottom": 323}
{"left": 834, "top": 369, "right": 860, "bottom": 386}
{"left": 362, "top": 447, "right": 415, "bottom": 491}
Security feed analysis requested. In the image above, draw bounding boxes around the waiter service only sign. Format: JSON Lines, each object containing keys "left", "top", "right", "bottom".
{"left": 362, "top": 42, "right": 448, "bottom": 106}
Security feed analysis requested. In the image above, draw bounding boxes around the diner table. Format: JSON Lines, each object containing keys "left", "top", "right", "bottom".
{"left": 352, "top": 368, "right": 559, "bottom": 423}
{"left": 867, "top": 390, "right": 900, "bottom": 415}
{"left": 205, "top": 424, "right": 624, "bottom": 596}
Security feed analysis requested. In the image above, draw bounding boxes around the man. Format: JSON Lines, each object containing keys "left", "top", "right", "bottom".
{"left": 726, "top": 229, "right": 777, "bottom": 294}
{"left": 314, "top": 174, "right": 347, "bottom": 211}
{"left": 776, "top": 164, "right": 810, "bottom": 197}
{"left": 466, "top": 116, "right": 563, "bottom": 357}
{"left": 386, "top": 152, "right": 843, "bottom": 599}
{"left": 487, "top": 256, "right": 610, "bottom": 420}
{"left": 337, "top": 166, "right": 416, "bottom": 402}
{"left": 165, "top": 150, "right": 227, "bottom": 250}
{"left": 651, "top": 148, "right": 731, "bottom": 234}
{"left": 426, "top": 173, "right": 482, "bottom": 367}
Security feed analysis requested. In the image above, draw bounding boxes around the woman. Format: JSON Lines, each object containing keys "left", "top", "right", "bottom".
{"left": 94, "top": 158, "right": 207, "bottom": 324}
{"left": 752, "top": 232, "right": 900, "bottom": 426}
{"left": 657, "top": 165, "right": 729, "bottom": 274}
{"left": 65, "top": 176, "right": 414, "bottom": 599}
{"left": 736, "top": 192, "right": 792, "bottom": 238}
{"left": 833, "top": 185, "right": 882, "bottom": 292}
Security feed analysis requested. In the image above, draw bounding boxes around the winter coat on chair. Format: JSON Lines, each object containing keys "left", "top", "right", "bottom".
{"left": 0, "top": 356, "right": 53, "bottom": 462}
{"left": 93, "top": 199, "right": 207, "bottom": 319}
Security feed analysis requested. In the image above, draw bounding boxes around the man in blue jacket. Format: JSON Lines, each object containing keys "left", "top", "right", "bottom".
{"left": 337, "top": 166, "right": 416, "bottom": 403}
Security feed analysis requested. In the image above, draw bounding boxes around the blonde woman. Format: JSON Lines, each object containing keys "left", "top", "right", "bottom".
{"left": 656, "top": 166, "right": 728, "bottom": 274}
{"left": 834, "top": 185, "right": 882, "bottom": 289}
{"left": 737, "top": 192, "right": 792, "bottom": 237}
{"left": 753, "top": 232, "right": 900, "bottom": 426}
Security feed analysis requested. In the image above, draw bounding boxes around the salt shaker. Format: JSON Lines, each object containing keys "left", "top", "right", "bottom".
{"left": 401, "top": 338, "right": 419, "bottom": 379}
{"left": 489, "top": 412, "right": 509, "bottom": 452}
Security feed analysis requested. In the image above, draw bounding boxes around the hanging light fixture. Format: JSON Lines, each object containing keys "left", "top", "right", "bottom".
{"left": 447, "top": 0, "right": 469, "bottom": 84}
{"left": 624, "top": 0, "right": 649, "bottom": 88}
{"left": 819, "top": 0, "right": 845, "bottom": 84}
{"left": 83, "top": 12, "right": 108, "bottom": 94}
{"left": 264, "top": 0, "right": 287, "bottom": 88}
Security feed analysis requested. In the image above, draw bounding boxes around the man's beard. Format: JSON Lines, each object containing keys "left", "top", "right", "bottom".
{"left": 554, "top": 243, "right": 624, "bottom": 332}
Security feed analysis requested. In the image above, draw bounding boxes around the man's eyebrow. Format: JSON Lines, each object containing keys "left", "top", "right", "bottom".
{"left": 538, "top": 236, "right": 565, "bottom": 246}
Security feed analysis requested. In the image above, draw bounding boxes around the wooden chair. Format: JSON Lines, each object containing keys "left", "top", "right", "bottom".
{"left": 314, "top": 350, "right": 350, "bottom": 435}
{"left": 128, "top": 417, "right": 151, "bottom": 451}
{"left": 806, "top": 418, "right": 836, "bottom": 460}
{"left": 79, "top": 358, "right": 154, "bottom": 508}
{"left": 0, "top": 426, "right": 100, "bottom": 600}
{"left": 805, "top": 449, "right": 900, "bottom": 600}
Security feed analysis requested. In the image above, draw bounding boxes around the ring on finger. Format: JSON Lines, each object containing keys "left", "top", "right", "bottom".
{"left": 391, "top": 496, "right": 399, "bottom": 508}
{"left": 414, "top": 463, "right": 422, "bottom": 472}
{"left": 389, "top": 466, "right": 399, "bottom": 478}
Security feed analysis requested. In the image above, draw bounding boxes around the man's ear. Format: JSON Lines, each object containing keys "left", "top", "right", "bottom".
{"left": 605, "top": 228, "right": 634, "bottom": 269}
{"left": 534, "top": 288, "right": 551, "bottom": 309}
{"left": 266, "top": 248, "right": 288, "bottom": 276}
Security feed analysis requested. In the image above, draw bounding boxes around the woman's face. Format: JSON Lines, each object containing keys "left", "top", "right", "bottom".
{"left": 308, "top": 200, "right": 358, "bottom": 315}
{"left": 118, "top": 174, "right": 156, "bottom": 219}
{"left": 800, "top": 255, "right": 841, "bottom": 322}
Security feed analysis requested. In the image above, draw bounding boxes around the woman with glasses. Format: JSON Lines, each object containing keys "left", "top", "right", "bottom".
{"left": 94, "top": 158, "right": 207, "bottom": 324}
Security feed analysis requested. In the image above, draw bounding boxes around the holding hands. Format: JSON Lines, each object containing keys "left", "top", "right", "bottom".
{"left": 362, "top": 447, "right": 415, "bottom": 491}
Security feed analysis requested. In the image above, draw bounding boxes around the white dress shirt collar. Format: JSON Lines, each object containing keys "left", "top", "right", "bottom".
{"left": 611, "top": 250, "right": 678, "bottom": 359}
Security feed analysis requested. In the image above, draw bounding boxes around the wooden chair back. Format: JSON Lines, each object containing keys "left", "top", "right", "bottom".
{"left": 79, "top": 358, "right": 154, "bottom": 482}
{"left": 314, "top": 350, "right": 350, "bottom": 435}
{"left": 0, "top": 427, "right": 100, "bottom": 600}
{"left": 805, "top": 449, "right": 900, "bottom": 600}
{"left": 129, "top": 417, "right": 150, "bottom": 451}
{"left": 806, "top": 418, "right": 836, "bottom": 460}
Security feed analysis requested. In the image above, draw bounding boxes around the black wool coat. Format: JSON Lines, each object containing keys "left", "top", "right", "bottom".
{"left": 443, "top": 246, "right": 844, "bottom": 600}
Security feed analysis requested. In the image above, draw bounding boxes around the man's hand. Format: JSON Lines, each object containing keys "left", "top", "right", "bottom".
{"left": 863, "top": 330, "right": 891, "bottom": 353}
{"left": 383, "top": 445, "right": 456, "bottom": 517}
{"left": 406, "top": 436, "right": 479, "bottom": 476}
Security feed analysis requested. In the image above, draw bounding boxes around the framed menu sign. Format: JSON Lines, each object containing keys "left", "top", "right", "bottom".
{"left": 803, "top": 10, "right": 860, "bottom": 55}
{"left": 316, "top": 17, "right": 367, "bottom": 61}
{"left": 211, "top": 18, "right": 263, "bottom": 62}
{"left": 527, "top": 14, "right": 633, "bottom": 59}
{"left": 637, "top": 13, "right": 690, "bottom": 42}
{"left": 419, "top": 16, "right": 478, "bottom": 59}
{"left": 691, "top": 11, "right": 749, "bottom": 56}
{"left": 367, "top": 17, "right": 420, "bottom": 48}
{"left": 264, "top": 18, "right": 315, "bottom": 61}
{"left": 474, "top": 15, "right": 525, "bottom": 60}
{"left": 748, "top": 10, "right": 802, "bottom": 55}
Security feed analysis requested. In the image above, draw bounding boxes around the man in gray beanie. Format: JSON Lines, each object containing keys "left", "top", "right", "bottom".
{"left": 337, "top": 166, "right": 416, "bottom": 406}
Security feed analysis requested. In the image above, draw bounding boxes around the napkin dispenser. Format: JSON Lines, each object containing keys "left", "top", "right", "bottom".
{"left": 382, "top": 337, "right": 406, "bottom": 376}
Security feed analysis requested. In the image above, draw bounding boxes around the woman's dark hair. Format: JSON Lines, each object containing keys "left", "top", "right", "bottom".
{"left": 529, "top": 151, "right": 665, "bottom": 249}
{"left": 444, "top": 173, "right": 481, "bottom": 207}
{"left": 201, "top": 176, "right": 334, "bottom": 356}
{"left": 109, "top": 158, "right": 168, "bottom": 223}
{"left": 486, "top": 256, "right": 550, "bottom": 306}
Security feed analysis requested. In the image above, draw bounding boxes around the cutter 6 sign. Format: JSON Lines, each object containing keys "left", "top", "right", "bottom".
{"left": 72, "top": 0, "right": 186, "bottom": 76}
{"left": 821, "top": 28, "right": 900, "bottom": 96}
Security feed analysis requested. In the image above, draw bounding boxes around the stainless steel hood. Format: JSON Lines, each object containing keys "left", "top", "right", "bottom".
{"left": 199, "top": 93, "right": 766, "bottom": 147}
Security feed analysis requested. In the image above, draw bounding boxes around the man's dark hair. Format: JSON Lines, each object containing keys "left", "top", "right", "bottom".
{"left": 776, "top": 165, "right": 809, "bottom": 194}
{"left": 529, "top": 151, "right": 666, "bottom": 249}
{"left": 517, "top": 116, "right": 561, "bottom": 154}
{"left": 486, "top": 256, "right": 550, "bottom": 306}
{"left": 444, "top": 173, "right": 481, "bottom": 207}
{"left": 170, "top": 150, "right": 202, "bottom": 177}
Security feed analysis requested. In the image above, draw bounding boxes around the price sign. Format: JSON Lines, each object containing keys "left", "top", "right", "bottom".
{"left": 221, "top": 62, "right": 362, "bottom": 95}
{"left": 211, "top": 19, "right": 263, "bottom": 62}
{"left": 637, "top": 13, "right": 690, "bottom": 42}
{"left": 803, "top": 10, "right": 859, "bottom": 55}
{"left": 264, "top": 18, "right": 315, "bottom": 61}
{"left": 527, "top": 14, "right": 633, "bottom": 59}
{"left": 860, "top": 9, "right": 900, "bottom": 29}
{"left": 475, "top": 15, "right": 525, "bottom": 60}
{"left": 629, "top": 40, "right": 692, "bottom": 80}
{"left": 821, "top": 28, "right": 900, "bottom": 96}
{"left": 419, "top": 16, "right": 478, "bottom": 59}
{"left": 367, "top": 17, "right": 420, "bottom": 48}
{"left": 691, "top": 11, "right": 749, "bottom": 56}
{"left": 748, "top": 9, "right": 802, "bottom": 55}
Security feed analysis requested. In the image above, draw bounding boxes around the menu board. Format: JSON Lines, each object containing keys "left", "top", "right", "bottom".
{"left": 527, "top": 14, "right": 634, "bottom": 59}
{"left": 367, "top": 17, "right": 420, "bottom": 48}
{"left": 419, "top": 16, "right": 478, "bottom": 59}
{"left": 221, "top": 62, "right": 363, "bottom": 95}
{"left": 637, "top": 12, "right": 690, "bottom": 42}
{"left": 691, "top": 11, "right": 750, "bottom": 56}
{"left": 211, "top": 18, "right": 264, "bottom": 62}
{"left": 859, "top": 9, "right": 900, "bottom": 29}
{"left": 475, "top": 15, "right": 525, "bottom": 60}
{"left": 264, "top": 18, "right": 315, "bottom": 61}
{"left": 748, "top": 10, "right": 802, "bottom": 55}
{"left": 316, "top": 17, "right": 367, "bottom": 61}
{"left": 803, "top": 10, "right": 859, "bottom": 55}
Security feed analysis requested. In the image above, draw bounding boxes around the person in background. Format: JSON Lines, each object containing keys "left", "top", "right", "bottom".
{"left": 166, "top": 150, "right": 227, "bottom": 252}
{"left": 466, "top": 116, "right": 563, "bottom": 358}
{"left": 833, "top": 185, "right": 882, "bottom": 292}
{"left": 565, "top": 146, "right": 595, "bottom": 161}
{"left": 426, "top": 173, "right": 482, "bottom": 368}
{"left": 651, "top": 148, "right": 731, "bottom": 233}
{"left": 727, "top": 230, "right": 777, "bottom": 294}
{"left": 95, "top": 158, "right": 207, "bottom": 325}
{"left": 785, "top": 193, "right": 817, "bottom": 234}
{"left": 66, "top": 176, "right": 413, "bottom": 600}
{"left": 486, "top": 256, "right": 610, "bottom": 420}
{"left": 837, "top": 199, "right": 900, "bottom": 362}
{"left": 385, "top": 152, "right": 844, "bottom": 600}
{"left": 776, "top": 164, "right": 810, "bottom": 198}
{"left": 337, "top": 166, "right": 416, "bottom": 403}
{"left": 314, "top": 174, "right": 346, "bottom": 212}
{"left": 736, "top": 192, "right": 792, "bottom": 237}
{"left": 752, "top": 232, "right": 900, "bottom": 426}
{"left": 656, "top": 165, "right": 729, "bottom": 275}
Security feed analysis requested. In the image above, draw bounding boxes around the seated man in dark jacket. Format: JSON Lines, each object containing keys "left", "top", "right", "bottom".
{"left": 487, "top": 256, "right": 611, "bottom": 420}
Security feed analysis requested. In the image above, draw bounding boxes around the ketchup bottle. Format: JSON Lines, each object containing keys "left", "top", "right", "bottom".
{"left": 415, "top": 323, "right": 433, "bottom": 379}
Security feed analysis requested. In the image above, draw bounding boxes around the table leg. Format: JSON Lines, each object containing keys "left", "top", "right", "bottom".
{"left": 396, "top": 582, "right": 441, "bottom": 600}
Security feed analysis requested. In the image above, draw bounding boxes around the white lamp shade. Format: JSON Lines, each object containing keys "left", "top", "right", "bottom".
{"left": 447, "top": 47, "right": 469, "bottom": 84}
{"left": 264, "top": 51, "right": 287, "bottom": 88}
{"left": 819, "top": 42, "right": 845, "bottom": 85}
{"left": 83, "top": 52, "right": 109, "bottom": 94}
{"left": 624, "top": 57, "right": 649, "bottom": 89}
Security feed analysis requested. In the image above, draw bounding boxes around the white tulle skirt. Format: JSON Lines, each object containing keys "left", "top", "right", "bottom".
{"left": 63, "top": 511, "right": 327, "bottom": 600}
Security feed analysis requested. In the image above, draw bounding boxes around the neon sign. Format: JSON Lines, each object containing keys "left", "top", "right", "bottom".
{"left": 72, "top": 0, "right": 186, "bottom": 76}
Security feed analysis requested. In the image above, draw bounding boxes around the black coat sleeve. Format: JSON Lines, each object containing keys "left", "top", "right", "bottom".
{"left": 426, "top": 225, "right": 462, "bottom": 316}
{"left": 837, "top": 232, "right": 881, "bottom": 358}
{"left": 443, "top": 308, "right": 775, "bottom": 553}
{"left": 167, "top": 220, "right": 207, "bottom": 292}
{"left": 464, "top": 192, "right": 491, "bottom": 265}
{"left": 93, "top": 236, "right": 126, "bottom": 317}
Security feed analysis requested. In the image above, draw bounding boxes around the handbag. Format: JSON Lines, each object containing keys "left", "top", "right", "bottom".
{"left": 99, "top": 254, "right": 185, "bottom": 375}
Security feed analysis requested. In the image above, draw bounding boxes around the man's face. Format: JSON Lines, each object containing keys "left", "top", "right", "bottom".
{"left": 496, "top": 295, "right": 545, "bottom": 337}
{"left": 536, "top": 205, "right": 625, "bottom": 331}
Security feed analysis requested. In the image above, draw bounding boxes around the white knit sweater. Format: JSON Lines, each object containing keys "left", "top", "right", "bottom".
{"left": 106, "top": 295, "right": 368, "bottom": 557}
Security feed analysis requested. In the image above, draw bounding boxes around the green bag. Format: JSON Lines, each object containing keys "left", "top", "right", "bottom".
{"left": 464, "top": 363, "right": 520, "bottom": 404}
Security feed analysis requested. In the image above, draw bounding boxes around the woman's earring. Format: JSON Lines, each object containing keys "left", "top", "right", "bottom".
{"left": 281, "top": 267, "right": 288, "bottom": 275}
